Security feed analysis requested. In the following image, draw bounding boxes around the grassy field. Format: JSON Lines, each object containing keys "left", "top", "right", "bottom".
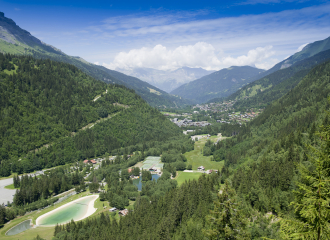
{"left": 4, "top": 184, "right": 18, "bottom": 190}
{"left": 175, "top": 172, "right": 204, "bottom": 186}
{"left": 185, "top": 135, "right": 224, "bottom": 170}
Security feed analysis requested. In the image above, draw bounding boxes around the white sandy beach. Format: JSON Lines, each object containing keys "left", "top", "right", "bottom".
{"left": 36, "top": 195, "right": 99, "bottom": 226}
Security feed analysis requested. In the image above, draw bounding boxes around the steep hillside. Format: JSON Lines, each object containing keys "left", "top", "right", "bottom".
{"left": 170, "top": 66, "right": 264, "bottom": 103}
{"left": 228, "top": 48, "right": 330, "bottom": 109}
{"left": 0, "top": 54, "right": 183, "bottom": 176}
{"left": 116, "top": 67, "right": 214, "bottom": 92}
{"left": 243, "top": 35, "right": 330, "bottom": 84}
{"left": 216, "top": 60, "right": 330, "bottom": 216}
{"left": 93, "top": 66, "right": 193, "bottom": 107}
{"left": 0, "top": 12, "right": 189, "bottom": 108}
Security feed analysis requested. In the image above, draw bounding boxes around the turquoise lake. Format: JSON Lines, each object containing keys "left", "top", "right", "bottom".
{"left": 37, "top": 196, "right": 95, "bottom": 226}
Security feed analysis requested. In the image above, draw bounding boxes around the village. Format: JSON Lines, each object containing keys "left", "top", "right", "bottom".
{"left": 162, "top": 100, "right": 263, "bottom": 127}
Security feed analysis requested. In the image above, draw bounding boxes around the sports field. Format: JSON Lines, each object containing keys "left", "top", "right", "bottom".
{"left": 176, "top": 172, "right": 204, "bottom": 186}
{"left": 140, "top": 156, "right": 163, "bottom": 170}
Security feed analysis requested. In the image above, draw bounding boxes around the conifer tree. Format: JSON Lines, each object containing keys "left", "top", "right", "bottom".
{"left": 203, "top": 180, "right": 250, "bottom": 239}
{"left": 281, "top": 123, "right": 330, "bottom": 239}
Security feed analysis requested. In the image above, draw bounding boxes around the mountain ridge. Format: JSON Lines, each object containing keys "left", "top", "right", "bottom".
{"left": 0, "top": 12, "right": 190, "bottom": 108}
{"left": 116, "top": 66, "right": 215, "bottom": 93}
{"left": 225, "top": 37, "right": 330, "bottom": 109}
{"left": 170, "top": 65, "right": 264, "bottom": 103}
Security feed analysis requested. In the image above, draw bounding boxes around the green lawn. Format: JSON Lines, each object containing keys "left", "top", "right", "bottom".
{"left": 175, "top": 172, "right": 204, "bottom": 186}
{"left": 4, "top": 184, "right": 18, "bottom": 190}
{"left": 185, "top": 135, "right": 224, "bottom": 171}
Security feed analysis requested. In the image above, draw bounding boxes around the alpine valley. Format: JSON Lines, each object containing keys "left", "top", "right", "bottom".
{"left": 1, "top": 8, "right": 330, "bottom": 240}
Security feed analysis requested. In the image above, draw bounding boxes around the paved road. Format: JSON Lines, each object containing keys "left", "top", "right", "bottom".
{"left": 0, "top": 178, "right": 15, "bottom": 205}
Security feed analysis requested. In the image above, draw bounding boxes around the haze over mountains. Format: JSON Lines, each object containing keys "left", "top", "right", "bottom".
{"left": 116, "top": 67, "right": 214, "bottom": 93}
{"left": 170, "top": 66, "right": 264, "bottom": 103}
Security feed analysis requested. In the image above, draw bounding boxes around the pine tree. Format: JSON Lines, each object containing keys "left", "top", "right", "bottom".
{"left": 281, "top": 123, "right": 330, "bottom": 239}
{"left": 203, "top": 180, "right": 250, "bottom": 239}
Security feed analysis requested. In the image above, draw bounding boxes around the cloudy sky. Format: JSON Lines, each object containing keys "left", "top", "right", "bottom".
{"left": 1, "top": 0, "right": 330, "bottom": 71}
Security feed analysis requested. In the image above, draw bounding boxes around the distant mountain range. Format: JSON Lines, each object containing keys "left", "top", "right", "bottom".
{"left": 0, "top": 12, "right": 191, "bottom": 108}
{"left": 116, "top": 67, "right": 215, "bottom": 93}
{"left": 170, "top": 66, "right": 264, "bottom": 103}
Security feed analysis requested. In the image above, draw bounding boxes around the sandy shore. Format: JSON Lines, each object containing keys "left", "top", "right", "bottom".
{"left": 36, "top": 195, "right": 99, "bottom": 226}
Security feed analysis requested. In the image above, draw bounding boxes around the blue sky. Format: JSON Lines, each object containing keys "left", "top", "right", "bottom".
{"left": 1, "top": 0, "right": 330, "bottom": 71}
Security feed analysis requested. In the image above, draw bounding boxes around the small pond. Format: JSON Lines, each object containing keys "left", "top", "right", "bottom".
{"left": 6, "top": 219, "right": 32, "bottom": 236}
{"left": 133, "top": 174, "right": 160, "bottom": 191}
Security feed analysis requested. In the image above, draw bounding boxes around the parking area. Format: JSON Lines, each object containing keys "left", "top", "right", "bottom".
{"left": 0, "top": 177, "right": 15, "bottom": 205}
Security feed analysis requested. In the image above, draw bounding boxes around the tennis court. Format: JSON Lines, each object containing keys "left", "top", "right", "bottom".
{"left": 141, "top": 156, "right": 163, "bottom": 170}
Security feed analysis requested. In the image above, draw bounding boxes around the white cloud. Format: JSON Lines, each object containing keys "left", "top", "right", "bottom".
{"left": 38, "top": 3, "right": 330, "bottom": 72}
{"left": 297, "top": 43, "right": 309, "bottom": 52}
{"left": 103, "top": 43, "right": 276, "bottom": 70}
{"left": 221, "top": 46, "right": 275, "bottom": 67}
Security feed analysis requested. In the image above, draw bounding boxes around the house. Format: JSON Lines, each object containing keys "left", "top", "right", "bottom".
{"left": 90, "top": 160, "right": 97, "bottom": 164}
{"left": 197, "top": 166, "right": 205, "bottom": 171}
{"left": 109, "top": 207, "right": 117, "bottom": 212}
{"left": 83, "top": 159, "right": 89, "bottom": 164}
{"left": 119, "top": 209, "right": 129, "bottom": 216}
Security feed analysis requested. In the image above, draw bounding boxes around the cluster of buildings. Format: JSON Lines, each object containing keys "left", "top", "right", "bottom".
{"left": 109, "top": 207, "right": 129, "bottom": 216}
{"left": 217, "top": 111, "right": 260, "bottom": 125}
{"left": 193, "top": 101, "right": 236, "bottom": 113}
{"left": 83, "top": 159, "right": 97, "bottom": 164}
{"left": 191, "top": 101, "right": 263, "bottom": 125}
{"left": 197, "top": 166, "right": 219, "bottom": 174}
{"left": 171, "top": 118, "right": 211, "bottom": 127}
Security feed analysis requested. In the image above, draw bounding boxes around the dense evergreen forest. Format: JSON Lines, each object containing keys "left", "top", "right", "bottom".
{"left": 0, "top": 53, "right": 184, "bottom": 177}
{"left": 53, "top": 173, "right": 254, "bottom": 240}
{"left": 50, "top": 60, "right": 330, "bottom": 239}
{"left": 1, "top": 52, "right": 330, "bottom": 239}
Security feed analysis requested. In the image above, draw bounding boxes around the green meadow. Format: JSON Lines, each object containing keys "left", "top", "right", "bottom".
{"left": 184, "top": 135, "right": 224, "bottom": 170}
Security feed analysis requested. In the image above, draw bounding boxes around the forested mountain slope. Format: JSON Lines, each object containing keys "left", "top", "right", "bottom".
{"left": 93, "top": 66, "right": 193, "bottom": 107}
{"left": 241, "top": 35, "right": 330, "bottom": 84}
{"left": 0, "top": 12, "right": 189, "bottom": 108}
{"left": 170, "top": 66, "right": 264, "bottom": 103}
{"left": 228, "top": 48, "right": 330, "bottom": 109}
{"left": 0, "top": 53, "right": 183, "bottom": 176}
{"left": 218, "top": 60, "right": 330, "bottom": 216}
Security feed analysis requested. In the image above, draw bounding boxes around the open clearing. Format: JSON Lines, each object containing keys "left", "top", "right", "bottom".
{"left": 175, "top": 171, "right": 204, "bottom": 186}
{"left": 185, "top": 135, "right": 224, "bottom": 170}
